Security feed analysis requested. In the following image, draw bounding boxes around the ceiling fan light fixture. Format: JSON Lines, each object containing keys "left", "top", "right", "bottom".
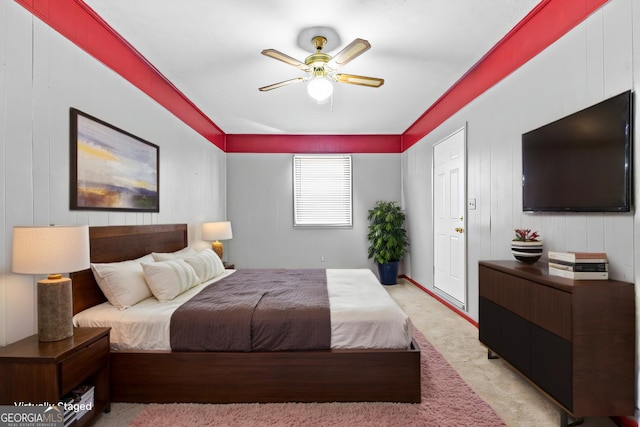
{"left": 307, "top": 76, "right": 333, "bottom": 103}
{"left": 260, "top": 33, "right": 382, "bottom": 99}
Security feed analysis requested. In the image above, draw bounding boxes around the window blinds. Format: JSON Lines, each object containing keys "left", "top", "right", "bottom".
{"left": 293, "top": 154, "right": 352, "bottom": 227}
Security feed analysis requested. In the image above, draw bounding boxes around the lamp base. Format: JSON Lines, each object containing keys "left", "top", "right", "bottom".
{"left": 38, "top": 278, "right": 73, "bottom": 342}
{"left": 211, "top": 241, "right": 224, "bottom": 260}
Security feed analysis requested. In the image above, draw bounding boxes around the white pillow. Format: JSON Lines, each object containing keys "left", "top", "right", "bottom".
{"left": 135, "top": 254, "right": 155, "bottom": 264}
{"left": 151, "top": 247, "right": 197, "bottom": 262}
{"left": 189, "top": 241, "right": 210, "bottom": 252}
{"left": 142, "top": 259, "right": 201, "bottom": 302}
{"left": 184, "top": 249, "right": 226, "bottom": 282}
{"left": 91, "top": 255, "right": 154, "bottom": 309}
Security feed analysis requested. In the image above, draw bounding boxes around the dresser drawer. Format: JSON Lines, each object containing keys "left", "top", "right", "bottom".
{"left": 60, "top": 335, "right": 109, "bottom": 395}
{"left": 530, "top": 283, "right": 572, "bottom": 341}
{"left": 479, "top": 265, "right": 532, "bottom": 320}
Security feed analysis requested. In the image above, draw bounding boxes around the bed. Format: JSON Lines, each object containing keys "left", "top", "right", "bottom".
{"left": 70, "top": 224, "right": 421, "bottom": 404}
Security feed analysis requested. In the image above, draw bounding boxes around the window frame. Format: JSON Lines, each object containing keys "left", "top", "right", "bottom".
{"left": 292, "top": 154, "right": 353, "bottom": 228}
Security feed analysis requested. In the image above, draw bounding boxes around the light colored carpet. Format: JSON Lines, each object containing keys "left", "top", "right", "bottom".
{"left": 385, "top": 280, "right": 617, "bottom": 427}
{"left": 125, "top": 329, "right": 503, "bottom": 426}
{"left": 93, "top": 279, "right": 618, "bottom": 427}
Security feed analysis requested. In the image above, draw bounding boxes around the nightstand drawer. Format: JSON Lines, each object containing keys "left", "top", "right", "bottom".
{"left": 60, "top": 335, "right": 109, "bottom": 395}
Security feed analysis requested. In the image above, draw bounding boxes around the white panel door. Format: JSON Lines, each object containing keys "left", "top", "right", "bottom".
{"left": 433, "top": 127, "right": 466, "bottom": 307}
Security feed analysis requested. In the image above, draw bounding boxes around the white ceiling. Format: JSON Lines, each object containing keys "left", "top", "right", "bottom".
{"left": 83, "top": 0, "right": 540, "bottom": 135}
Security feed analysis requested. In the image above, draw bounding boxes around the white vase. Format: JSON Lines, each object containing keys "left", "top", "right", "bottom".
{"left": 511, "top": 240, "right": 543, "bottom": 264}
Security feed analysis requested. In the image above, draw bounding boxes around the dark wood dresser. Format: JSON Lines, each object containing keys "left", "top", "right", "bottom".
{"left": 478, "top": 260, "right": 635, "bottom": 420}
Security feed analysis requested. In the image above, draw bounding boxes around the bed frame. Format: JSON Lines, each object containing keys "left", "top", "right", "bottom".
{"left": 70, "top": 224, "right": 421, "bottom": 404}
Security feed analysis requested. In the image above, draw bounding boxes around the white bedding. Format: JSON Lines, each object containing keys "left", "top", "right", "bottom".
{"left": 73, "top": 268, "right": 413, "bottom": 351}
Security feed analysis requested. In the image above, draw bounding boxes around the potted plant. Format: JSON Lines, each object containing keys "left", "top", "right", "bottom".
{"left": 367, "top": 200, "right": 409, "bottom": 285}
{"left": 511, "top": 228, "right": 543, "bottom": 264}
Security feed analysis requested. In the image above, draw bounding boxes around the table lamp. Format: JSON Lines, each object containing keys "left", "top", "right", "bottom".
{"left": 202, "top": 221, "right": 233, "bottom": 259}
{"left": 12, "top": 225, "right": 90, "bottom": 342}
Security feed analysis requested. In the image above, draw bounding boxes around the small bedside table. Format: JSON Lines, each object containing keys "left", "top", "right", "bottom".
{"left": 0, "top": 327, "right": 111, "bottom": 426}
{"left": 224, "top": 262, "right": 235, "bottom": 269}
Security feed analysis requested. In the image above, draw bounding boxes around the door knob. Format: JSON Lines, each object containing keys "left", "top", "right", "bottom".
{"left": 455, "top": 227, "right": 464, "bottom": 233}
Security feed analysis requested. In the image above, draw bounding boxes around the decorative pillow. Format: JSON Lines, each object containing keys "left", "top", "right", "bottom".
{"left": 183, "top": 249, "right": 226, "bottom": 282}
{"left": 142, "top": 259, "right": 200, "bottom": 302}
{"left": 151, "top": 246, "right": 197, "bottom": 262}
{"left": 189, "top": 240, "right": 210, "bottom": 252}
{"left": 90, "top": 256, "right": 154, "bottom": 309}
{"left": 135, "top": 254, "right": 155, "bottom": 264}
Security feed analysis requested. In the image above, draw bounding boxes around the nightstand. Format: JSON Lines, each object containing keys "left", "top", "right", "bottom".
{"left": 224, "top": 262, "right": 235, "bottom": 269}
{"left": 0, "top": 327, "right": 111, "bottom": 426}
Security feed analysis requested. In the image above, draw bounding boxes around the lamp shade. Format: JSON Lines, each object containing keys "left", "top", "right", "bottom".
{"left": 12, "top": 225, "right": 90, "bottom": 275}
{"left": 202, "top": 221, "right": 233, "bottom": 241}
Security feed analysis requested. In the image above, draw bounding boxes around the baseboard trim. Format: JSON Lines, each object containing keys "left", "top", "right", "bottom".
{"left": 613, "top": 416, "right": 638, "bottom": 427}
{"left": 399, "top": 275, "right": 478, "bottom": 328}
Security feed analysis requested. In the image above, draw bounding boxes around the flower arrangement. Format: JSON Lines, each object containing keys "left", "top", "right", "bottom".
{"left": 513, "top": 228, "right": 540, "bottom": 242}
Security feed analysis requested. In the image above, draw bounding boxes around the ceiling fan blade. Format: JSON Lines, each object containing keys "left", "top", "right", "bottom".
{"left": 335, "top": 73, "right": 384, "bottom": 88}
{"left": 259, "top": 77, "right": 306, "bottom": 92}
{"left": 261, "top": 49, "right": 310, "bottom": 72}
{"left": 328, "top": 38, "right": 371, "bottom": 68}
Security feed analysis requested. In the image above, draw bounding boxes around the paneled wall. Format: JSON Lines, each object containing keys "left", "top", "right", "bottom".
{"left": 403, "top": 0, "right": 636, "bottom": 319}
{"left": 402, "top": 0, "right": 639, "bottom": 412}
{"left": 0, "top": 1, "right": 227, "bottom": 346}
{"left": 226, "top": 153, "right": 401, "bottom": 270}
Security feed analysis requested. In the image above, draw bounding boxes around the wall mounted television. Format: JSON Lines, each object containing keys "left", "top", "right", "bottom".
{"left": 522, "top": 90, "right": 633, "bottom": 212}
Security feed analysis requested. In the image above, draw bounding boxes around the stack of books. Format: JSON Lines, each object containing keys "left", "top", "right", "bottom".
{"left": 60, "top": 396, "right": 76, "bottom": 427}
{"left": 70, "top": 384, "right": 94, "bottom": 420}
{"left": 548, "top": 251, "right": 608, "bottom": 280}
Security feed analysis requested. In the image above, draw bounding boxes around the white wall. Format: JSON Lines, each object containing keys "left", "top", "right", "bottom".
{"left": 402, "top": 0, "right": 639, "bottom": 414}
{"left": 226, "top": 153, "right": 401, "bottom": 270}
{"left": 403, "top": 0, "right": 636, "bottom": 319}
{"left": 0, "top": 0, "right": 227, "bottom": 346}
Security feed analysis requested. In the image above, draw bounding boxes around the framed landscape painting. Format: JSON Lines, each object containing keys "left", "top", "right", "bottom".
{"left": 70, "top": 108, "right": 159, "bottom": 212}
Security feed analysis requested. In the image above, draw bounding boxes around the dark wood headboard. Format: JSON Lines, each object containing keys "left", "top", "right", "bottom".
{"left": 70, "top": 224, "right": 188, "bottom": 315}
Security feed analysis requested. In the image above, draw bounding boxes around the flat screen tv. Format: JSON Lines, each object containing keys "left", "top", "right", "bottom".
{"left": 522, "top": 90, "right": 633, "bottom": 212}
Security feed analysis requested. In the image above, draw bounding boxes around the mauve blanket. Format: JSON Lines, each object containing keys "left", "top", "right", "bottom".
{"left": 170, "top": 269, "right": 331, "bottom": 352}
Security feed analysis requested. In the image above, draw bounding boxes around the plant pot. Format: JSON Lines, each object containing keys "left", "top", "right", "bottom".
{"left": 511, "top": 240, "right": 543, "bottom": 264}
{"left": 377, "top": 261, "right": 400, "bottom": 285}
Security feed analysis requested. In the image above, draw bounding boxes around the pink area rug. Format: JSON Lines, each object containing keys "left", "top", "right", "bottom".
{"left": 129, "top": 329, "right": 504, "bottom": 426}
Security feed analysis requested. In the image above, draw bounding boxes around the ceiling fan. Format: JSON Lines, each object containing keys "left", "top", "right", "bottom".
{"left": 259, "top": 36, "right": 384, "bottom": 102}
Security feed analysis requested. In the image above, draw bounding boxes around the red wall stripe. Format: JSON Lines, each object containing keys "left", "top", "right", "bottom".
{"left": 14, "top": 0, "right": 226, "bottom": 151}
{"left": 401, "top": 0, "right": 611, "bottom": 150}
{"left": 226, "top": 134, "right": 401, "bottom": 154}
{"left": 15, "top": 0, "right": 609, "bottom": 154}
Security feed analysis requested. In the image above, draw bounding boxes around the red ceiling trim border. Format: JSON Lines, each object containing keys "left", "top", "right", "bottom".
{"left": 401, "top": 0, "right": 611, "bottom": 150}
{"left": 226, "top": 134, "right": 402, "bottom": 154}
{"left": 14, "top": 0, "right": 609, "bottom": 154}
{"left": 14, "top": 0, "right": 226, "bottom": 151}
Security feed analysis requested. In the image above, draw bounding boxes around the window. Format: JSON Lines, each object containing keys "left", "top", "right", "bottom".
{"left": 293, "top": 154, "right": 352, "bottom": 227}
